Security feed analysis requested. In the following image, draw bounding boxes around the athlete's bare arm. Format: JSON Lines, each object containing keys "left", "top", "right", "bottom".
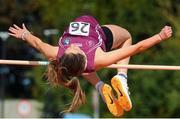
{"left": 8, "top": 24, "right": 58, "bottom": 60}
{"left": 95, "top": 26, "right": 172, "bottom": 69}
{"left": 82, "top": 72, "right": 101, "bottom": 86}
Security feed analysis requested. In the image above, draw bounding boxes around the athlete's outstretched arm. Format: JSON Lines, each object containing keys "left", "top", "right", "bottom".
{"left": 96, "top": 26, "right": 172, "bottom": 69}
{"left": 8, "top": 24, "right": 58, "bottom": 60}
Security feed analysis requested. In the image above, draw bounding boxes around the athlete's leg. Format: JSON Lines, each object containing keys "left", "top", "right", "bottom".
{"left": 103, "top": 24, "right": 132, "bottom": 74}
{"left": 103, "top": 25, "right": 132, "bottom": 111}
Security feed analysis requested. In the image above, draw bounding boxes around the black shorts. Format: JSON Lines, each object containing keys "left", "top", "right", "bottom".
{"left": 102, "top": 26, "right": 113, "bottom": 51}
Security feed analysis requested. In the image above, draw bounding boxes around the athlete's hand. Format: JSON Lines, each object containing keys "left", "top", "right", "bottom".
{"left": 8, "top": 23, "right": 30, "bottom": 40}
{"left": 159, "top": 26, "right": 172, "bottom": 40}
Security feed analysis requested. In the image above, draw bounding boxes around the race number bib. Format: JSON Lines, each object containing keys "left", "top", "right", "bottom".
{"left": 69, "top": 22, "right": 90, "bottom": 36}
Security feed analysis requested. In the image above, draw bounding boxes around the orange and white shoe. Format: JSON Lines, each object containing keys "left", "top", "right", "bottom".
{"left": 111, "top": 74, "right": 132, "bottom": 111}
{"left": 101, "top": 84, "right": 124, "bottom": 117}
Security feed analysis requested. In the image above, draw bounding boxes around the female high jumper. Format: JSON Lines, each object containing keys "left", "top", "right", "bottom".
{"left": 8, "top": 15, "right": 172, "bottom": 117}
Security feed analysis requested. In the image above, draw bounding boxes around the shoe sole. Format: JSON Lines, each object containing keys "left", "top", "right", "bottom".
{"left": 111, "top": 77, "right": 132, "bottom": 111}
{"left": 102, "top": 84, "right": 124, "bottom": 117}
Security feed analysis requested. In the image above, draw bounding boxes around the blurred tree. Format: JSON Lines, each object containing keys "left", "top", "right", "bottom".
{"left": 0, "top": 0, "right": 179, "bottom": 118}
{"left": 0, "top": 0, "right": 43, "bottom": 99}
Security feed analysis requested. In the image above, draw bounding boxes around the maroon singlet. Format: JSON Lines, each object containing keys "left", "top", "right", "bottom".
{"left": 57, "top": 15, "right": 107, "bottom": 72}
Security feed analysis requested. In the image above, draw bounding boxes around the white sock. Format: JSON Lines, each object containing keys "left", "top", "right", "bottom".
{"left": 118, "top": 72, "right": 128, "bottom": 79}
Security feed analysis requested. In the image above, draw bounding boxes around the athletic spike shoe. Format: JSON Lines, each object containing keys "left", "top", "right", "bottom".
{"left": 111, "top": 74, "right": 132, "bottom": 111}
{"left": 101, "top": 84, "right": 124, "bottom": 117}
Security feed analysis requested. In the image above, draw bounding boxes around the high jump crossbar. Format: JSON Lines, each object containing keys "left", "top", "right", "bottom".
{"left": 0, "top": 59, "right": 180, "bottom": 70}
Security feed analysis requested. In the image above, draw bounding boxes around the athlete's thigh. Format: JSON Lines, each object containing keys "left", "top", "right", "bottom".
{"left": 103, "top": 25, "right": 131, "bottom": 49}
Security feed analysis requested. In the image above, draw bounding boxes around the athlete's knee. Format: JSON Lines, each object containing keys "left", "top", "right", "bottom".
{"left": 124, "top": 28, "right": 131, "bottom": 40}
{"left": 127, "top": 34, "right": 132, "bottom": 45}
{"left": 123, "top": 29, "right": 132, "bottom": 45}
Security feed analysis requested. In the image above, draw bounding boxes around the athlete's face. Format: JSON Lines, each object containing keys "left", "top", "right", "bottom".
{"left": 65, "top": 44, "right": 87, "bottom": 69}
{"left": 65, "top": 44, "right": 84, "bottom": 55}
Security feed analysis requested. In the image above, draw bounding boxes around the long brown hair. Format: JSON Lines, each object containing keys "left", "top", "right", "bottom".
{"left": 45, "top": 53, "right": 86, "bottom": 112}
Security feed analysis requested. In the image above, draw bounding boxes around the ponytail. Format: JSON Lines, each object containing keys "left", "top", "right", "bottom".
{"left": 45, "top": 60, "right": 86, "bottom": 113}
{"left": 63, "top": 77, "right": 86, "bottom": 112}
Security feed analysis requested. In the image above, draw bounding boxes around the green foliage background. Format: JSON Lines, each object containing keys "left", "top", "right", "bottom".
{"left": 0, "top": 0, "right": 180, "bottom": 118}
